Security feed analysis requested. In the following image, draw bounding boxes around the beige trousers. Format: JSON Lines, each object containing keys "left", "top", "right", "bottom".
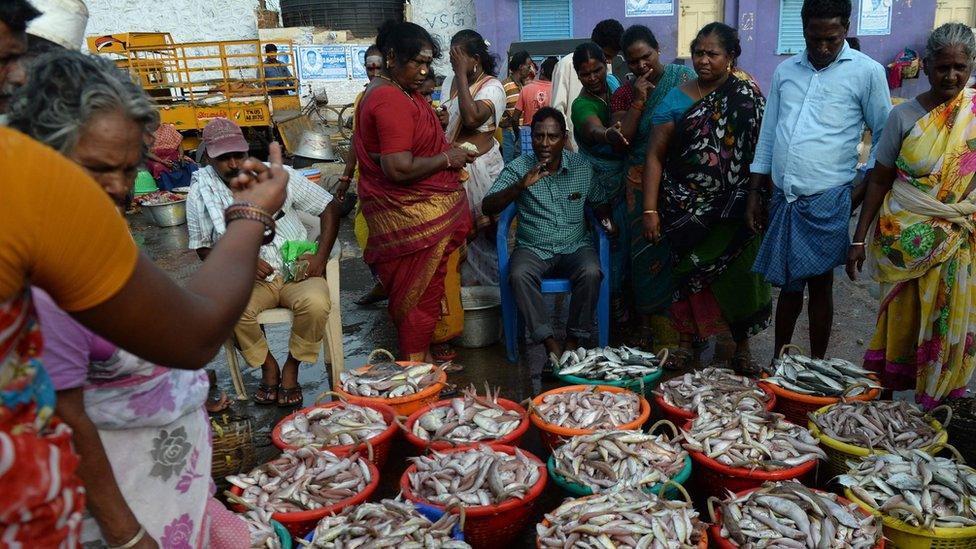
{"left": 234, "top": 276, "right": 331, "bottom": 367}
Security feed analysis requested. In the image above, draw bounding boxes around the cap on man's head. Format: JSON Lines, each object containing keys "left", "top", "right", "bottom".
{"left": 202, "top": 118, "right": 249, "bottom": 158}
{"left": 26, "top": 0, "right": 89, "bottom": 51}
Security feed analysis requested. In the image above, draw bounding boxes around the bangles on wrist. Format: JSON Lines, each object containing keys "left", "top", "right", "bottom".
{"left": 443, "top": 152, "right": 453, "bottom": 169}
{"left": 225, "top": 202, "right": 276, "bottom": 245}
{"left": 108, "top": 526, "right": 146, "bottom": 549}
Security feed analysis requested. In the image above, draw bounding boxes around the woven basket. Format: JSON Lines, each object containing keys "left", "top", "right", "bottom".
{"left": 210, "top": 411, "right": 256, "bottom": 494}
{"left": 847, "top": 488, "right": 976, "bottom": 549}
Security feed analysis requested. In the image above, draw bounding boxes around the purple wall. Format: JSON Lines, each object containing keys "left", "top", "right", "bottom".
{"left": 476, "top": 0, "right": 937, "bottom": 92}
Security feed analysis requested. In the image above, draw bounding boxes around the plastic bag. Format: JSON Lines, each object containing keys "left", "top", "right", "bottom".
{"left": 280, "top": 240, "right": 318, "bottom": 282}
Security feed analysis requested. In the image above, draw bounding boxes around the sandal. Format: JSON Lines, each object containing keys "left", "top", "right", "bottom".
{"left": 277, "top": 385, "right": 303, "bottom": 407}
{"left": 431, "top": 343, "right": 458, "bottom": 363}
{"left": 731, "top": 351, "right": 761, "bottom": 377}
{"left": 355, "top": 283, "right": 387, "bottom": 306}
{"left": 664, "top": 347, "right": 693, "bottom": 371}
{"left": 254, "top": 383, "right": 278, "bottom": 405}
{"left": 205, "top": 370, "right": 232, "bottom": 413}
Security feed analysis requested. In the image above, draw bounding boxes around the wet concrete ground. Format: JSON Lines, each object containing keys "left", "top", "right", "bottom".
{"left": 134, "top": 202, "right": 883, "bottom": 546}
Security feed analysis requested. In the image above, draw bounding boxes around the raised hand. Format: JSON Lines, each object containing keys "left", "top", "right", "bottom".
{"left": 230, "top": 142, "right": 289, "bottom": 214}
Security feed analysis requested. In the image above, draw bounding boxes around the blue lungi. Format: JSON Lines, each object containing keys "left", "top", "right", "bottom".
{"left": 752, "top": 185, "right": 850, "bottom": 292}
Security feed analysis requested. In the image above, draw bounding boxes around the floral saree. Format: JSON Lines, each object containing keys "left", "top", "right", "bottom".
{"left": 865, "top": 88, "right": 976, "bottom": 409}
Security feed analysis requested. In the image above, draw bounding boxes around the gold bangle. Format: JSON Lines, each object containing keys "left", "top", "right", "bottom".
{"left": 642, "top": 209, "right": 658, "bottom": 215}
{"left": 442, "top": 152, "right": 452, "bottom": 169}
{"left": 850, "top": 242, "right": 866, "bottom": 247}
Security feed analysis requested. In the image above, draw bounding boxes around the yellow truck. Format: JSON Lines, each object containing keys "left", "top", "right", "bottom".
{"left": 89, "top": 32, "right": 317, "bottom": 154}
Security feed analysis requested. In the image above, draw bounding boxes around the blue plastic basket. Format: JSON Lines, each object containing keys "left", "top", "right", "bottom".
{"left": 271, "top": 520, "right": 292, "bottom": 549}
{"left": 301, "top": 502, "right": 464, "bottom": 542}
{"left": 548, "top": 452, "right": 692, "bottom": 499}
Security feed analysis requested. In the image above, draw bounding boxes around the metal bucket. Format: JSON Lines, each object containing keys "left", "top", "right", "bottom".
{"left": 141, "top": 199, "right": 187, "bottom": 227}
{"left": 457, "top": 286, "right": 501, "bottom": 348}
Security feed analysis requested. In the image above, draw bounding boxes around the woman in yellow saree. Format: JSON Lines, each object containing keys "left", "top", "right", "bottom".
{"left": 849, "top": 23, "right": 976, "bottom": 409}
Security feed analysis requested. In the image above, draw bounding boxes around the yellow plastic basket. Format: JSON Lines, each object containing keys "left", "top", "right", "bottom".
{"left": 808, "top": 403, "right": 949, "bottom": 482}
{"left": 846, "top": 489, "right": 976, "bottom": 549}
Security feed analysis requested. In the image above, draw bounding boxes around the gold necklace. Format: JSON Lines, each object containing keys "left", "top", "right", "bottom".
{"left": 376, "top": 73, "right": 412, "bottom": 99}
{"left": 584, "top": 87, "right": 609, "bottom": 107}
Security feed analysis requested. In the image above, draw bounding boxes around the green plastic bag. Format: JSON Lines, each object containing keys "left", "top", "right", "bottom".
{"left": 280, "top": 240, "right": 318, "bottom": 282}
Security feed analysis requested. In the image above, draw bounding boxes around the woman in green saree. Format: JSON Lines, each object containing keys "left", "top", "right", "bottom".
{"left": 610, "top": 25, "right": 696, "bottom": 349}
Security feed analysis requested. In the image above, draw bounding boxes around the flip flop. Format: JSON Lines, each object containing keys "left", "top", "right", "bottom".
{"left": 277, "top": 385, "right": 303, "bottom": 407}
{"left": 254, "top": 382, "right": 278, "bottom": 405}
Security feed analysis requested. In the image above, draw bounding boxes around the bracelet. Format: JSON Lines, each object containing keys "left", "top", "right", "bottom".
{"left": 225, "top": 203, "right": 276, "bottom": 245}
{"left": 442, "top": 152, "right": 452, "bottom": 169}
{"left": 850, "top": 242, "right": 866, "bottom": 247}
{"left": 108, "top": 526, "right": 146, "bottom": 549}
{"left": 631, "top": 101, "right": 645, "bottom": 112}
{"left": 642, "top": 209, "right": 658, "bottom": 215}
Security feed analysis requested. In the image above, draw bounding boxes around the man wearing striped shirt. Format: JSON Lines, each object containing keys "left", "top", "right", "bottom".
{"left": 187, "top": 118, "right": 339, "bottom": 406}
{"left": 501, "top": 51, "right": 534, "bottom": 163}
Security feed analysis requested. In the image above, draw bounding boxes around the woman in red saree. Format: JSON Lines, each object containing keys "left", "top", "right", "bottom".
{"left": 355, "top": 21, "right": 476, "bottom": 361}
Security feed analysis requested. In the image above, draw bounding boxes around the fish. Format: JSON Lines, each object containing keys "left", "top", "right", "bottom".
{"left": 764, "top": 353, "right": 879, "bottom": 397}
{"left": 407, "top": 445, "right": 540, "bottom": 507}
{"left": 719, "top": 480, "right": 881, "bottom": 548}
{"left": 841, "top": 451, "right": 976, "bottom": 530}
{"left": 655, "top": 367, "right": 770, "bottom": 416}
{"left": 551, "top": 429, "right": 688, "bottom": 493}
{"left": 536, "top": 489, "right": 705, "bottom": 548}
{"left": 242, "top": 509, "right": 281, "bottom": 549}
{"left": 412, "top": 384, "right": 522, "bottom": 444}
{"left": 306, "top": 497, "right": 471, "bottom": 548}
{"left": 556, "top": 345, "right": 662, "bottom": 381}
{"left": 811, "top": 400, "right": 942, "bottom": 452}
{"left": 227, "top": 446, "right": 371, "bottom": 513}
{"left": 277, "top": 403, "right": 387, "bottom": 448}
{"left": 534, "top": 386, "right": 641, "bottom": 430}
{"left": 680, "top": 408, "right": 826, "bottom": 471}
{"left": 339, "top": 361, "right": 442, "bottom": 398}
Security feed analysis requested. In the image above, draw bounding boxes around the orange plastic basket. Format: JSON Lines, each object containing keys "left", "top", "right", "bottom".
{"left": 270, "top": 400, "right": 398, "bottom": 468}
{"left": 400, "top": 397, "right": 530, "bottom": 452}
{"left": 334, "top": 361, "right": 446, "bottom": 416}
{"left": 229, "top": 457, "right": 380, "bottom": 538}
{"left": 758, "top": 375, "right": 881, "bottom": 426}
{"left": 529, "top": 385, "right": 651, "bottom": 451}
{"left": 709, "top": 487, "right": 884, "bottom": 548}
{"left": 400, "top": 444, "right": 547, "bottom": 549}
{"left": 653, "top": 384, "right": 776, "bottom": 425}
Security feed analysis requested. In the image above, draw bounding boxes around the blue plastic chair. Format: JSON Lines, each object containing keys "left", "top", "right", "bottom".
{"left": 497, "top": 203, "right": 611, "bottom": 363}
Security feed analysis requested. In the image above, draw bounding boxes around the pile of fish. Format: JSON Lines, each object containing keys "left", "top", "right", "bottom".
{"left": 306, "top": 498, "right": 471, "bottom": 548}
{"left": 537, "top": 489, "right": 704, "bottom": 548}
{"left": 839, "top": 451, "right": 976, "bottom": 529}
{"left": 227, "top": 447, "right": 371, "bottom": 513}
{"left": 277, "top": 403, "right": 387, "bottom": 448}
{"left": 656, "top": 367, "right": 770, "bottom": 415}
{"left": 411, "top": 384, "right": 522, "bottom": 443}
{"left": 551, "top": 429, "right": 688, "bottom": 492}
{"left": 340, "top": 361, "right": 442, "bottom": 398}
{"left": 811, "top": 400, "right": 943, "bottom": 451}
{"left": 556, "top": 346, "right": 662, "bottom": 381}
{"left": 764, "top": 352, "right": 878, "bottom": 397}
{"left": 718, "top": 480, "right": 880, "bottom": 548}
{"left": 534, "top": 386, "right": 641, "bottom": 430}
{"left": 681, "top": 409, "right": 826, "bottom": 470}
{"left": 407, "top": 445, "right": 540, "bottom": 507}
{"left": 242, "top": 509, "right": 281, "bottom": 549}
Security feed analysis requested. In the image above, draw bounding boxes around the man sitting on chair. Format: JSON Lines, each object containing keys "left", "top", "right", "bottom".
{"left": 187, "top": 118, "right": 339, "bottom": 406}
{"left": 482, "top": 107, "right": 615, "bottom": 376}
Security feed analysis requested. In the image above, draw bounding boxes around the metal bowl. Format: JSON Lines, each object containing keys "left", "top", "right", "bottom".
{"left": 141, "top": 199, "right": 187, "bottom": 227}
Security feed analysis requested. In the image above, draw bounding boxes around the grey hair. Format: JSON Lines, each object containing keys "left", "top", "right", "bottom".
{"left": 925, "top": 22, "right": 976, "bottom": 64}
{"left": 6, "top": 50, "right": 159, "bottom": 154}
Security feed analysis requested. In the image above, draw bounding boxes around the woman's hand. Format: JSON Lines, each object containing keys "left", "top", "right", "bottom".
{"left": 335, "top": 175, "right": 351, "bottom": 202}
{"left": 634, "top": 70, "right": 655, "bottom": 103}
{"left": 606, "top": 121, "right": 629, "bottom": 148}
{"left": 444, "top": 146, "right": 478, "bottom": 168}
{"left": 437, "top": 106, "right": 450, "bottom": 129}
{"left": 450, "top": 45, "right": 472, "bottom": 79}
{"left": 642, "top": 211, "right": 662, "bottom": 243}
{"left": 745, "top": 191, "right": 767, "bottom": 235}
{"left": 229, "top": 142, "right": 289, "bottom": 214}
{"left": 846, "top": 244, "right": 866, "bottom": 281}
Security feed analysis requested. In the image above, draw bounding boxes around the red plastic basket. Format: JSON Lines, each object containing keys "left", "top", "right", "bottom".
{"left": 230, "top": 457, "right": 380, "bottom": 538}
{"left": 653, "top": 385, "right": 776, "bottom": 424}
{"left": 709, "top": 487, "right": 884, "bottom": 548}
{"left": 400, "top": 444, "right": 548, "bottom": 549}
{"left": 759, "top": 375, "right": 881, "bottom": 426}
{"left": 270, "top": 401, "right": 398, "bottom": 468}
{"left": 335, "top": 361, "right": 446, "bottom": 416}
{"left": 530, "top": 385, "right": 651, "bottom": 451}
{"left": 401, "top": 397, "right": 530, "bottom": 452}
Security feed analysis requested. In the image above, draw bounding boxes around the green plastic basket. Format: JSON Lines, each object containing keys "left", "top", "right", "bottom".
{"left": 134, "top": 169, "right": 157, "bottom": 195}
{"left": 271, "top": 520, "right": 292, "bottom": 549}
{"left": 547, "top": 452, "right": 692, "bottom": 499}
{"left": 554, "top": 367, "right": 664, "bottom": 400}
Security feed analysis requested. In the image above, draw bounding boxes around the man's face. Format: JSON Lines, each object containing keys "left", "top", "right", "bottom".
{"left": 601, "top": 46, "right": 619, "bottom": 65}
{"left": 307, "top": 51, "right": 317, "bottom": 65}
{"left": 210, "top": 150, "right": 249, "bottom": 185}
{"left": 0, "top": 20, "right": 28, "bottom": 112}
{"left": 803, "top": 17, "right": 848, "bottom": 69}
{"left": 267, "top": 50, "right": 279, "bottom": 62}
{"left": 531, "top": 117, "right": 566, "bottom": 167}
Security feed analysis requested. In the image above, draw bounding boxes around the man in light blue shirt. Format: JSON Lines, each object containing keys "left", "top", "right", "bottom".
{"left": 747, "top": 0, "right": 891, "bottom": 360}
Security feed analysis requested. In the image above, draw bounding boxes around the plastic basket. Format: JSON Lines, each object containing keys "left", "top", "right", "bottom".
{"left": 808, "top": 403, "right": 949, "bottom": 482}
{"left": 271, "top": 520, "right": 293, "bottom": 549}
{"left": 400, "top": 397, "right": 529, "bottom": 452}
{"left": 529, "top": 385, "right": 651, "bottom": 451}
{"left": 271, "top": 400, "right": 398, "bottom": 468}
{"left": 554, "top": 366, "right": 663, "bottom": 400}
{"left": 653, "top": 384, "right": 776, "bottom": 425}
{"left": 759, "top": 375, "right": 881, "bottom": 426}
{"left": 229, "top": 457, "right": 380, "bottom": 538}
{"left": 709, "top": 487, "right": 883, "bottom": 548}
{"left": 334, "top": 360, "right": 446, "bottom": 416}
{"left": 847, "top": 488, "right": 976, "bottom": 549}
{"left": 301, "top": 502, "right": 465, "bottom": 543}
{"left": 400, "top": 444, "right": 547, "bottom": 549}
{"left": 547, "top": 452, "right": 691, "bottom": 498}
